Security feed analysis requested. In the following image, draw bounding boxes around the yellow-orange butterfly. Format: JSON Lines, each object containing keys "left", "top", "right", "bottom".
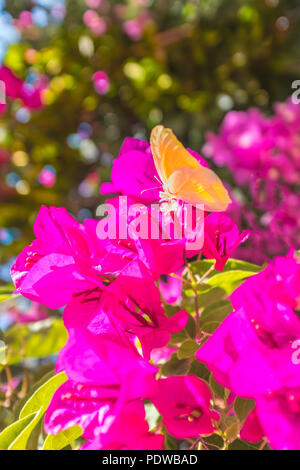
{"left": 150, "top": 125, "right": 231, "bottom": 212}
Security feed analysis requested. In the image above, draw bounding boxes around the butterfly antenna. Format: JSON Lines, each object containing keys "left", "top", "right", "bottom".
{"left": 141, "top": 185, "right": 161, "bottom": 195}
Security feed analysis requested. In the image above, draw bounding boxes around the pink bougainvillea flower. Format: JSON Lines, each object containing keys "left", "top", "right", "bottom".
{"left": 202, "top": 213, "right": 251, "bottom": 270}
{"left": 45, "top": 379, "right": 119, "bottom": 438}
{"left": 240, "top": 408, "right": 264, "bottom": 444}
{"left": 101, "top": 193, "right": 206, "bottom": 276}
{"left": 197, "top": 254, "right": 300, "bottom": 396}
{"left": 10, "top": 206, "right": 108, "bottom": 309}
{"left": 197, "top": 253, "right": 300, "bottom": 449}
{"left": 197, "top": 303, "right": 300, "bottom": 398}
{"left": 242, "top": 388, "right": 300, "bottom": 450}
{"left": 254, "top": 388, "right": 300, "bottom": 450}
{"left": 45, "top": 379, "right": 163, "bottom": 450}
{"left": 107, "top": 260, "right": 188, "bottom": 358}
{"left": 81, "top": 401, "right": 164, "bottom": 450}
{"left": 60, "top": 260, "right": 188, "bottom": 361}
{"left": 58, "top": 297, "right": 158, "bottom": 397}
{"left": 11, "top": 205, "right": 127, "bottom": 307}
{"left": 45, "top": 295, "right": 160, "bottom": 445}
{"left": 150, "top": 376, "right": 219, "bottom": 439}
{"left": 11, "top": 205, "right": 188, "bottom": 359}
{"left": 100, "top": 195, "right": 188, "bottom": 277}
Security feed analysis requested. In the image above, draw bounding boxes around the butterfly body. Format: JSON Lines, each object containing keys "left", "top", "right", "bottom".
{"left": 150, "top": 125, "right": 231, "bottom": 212}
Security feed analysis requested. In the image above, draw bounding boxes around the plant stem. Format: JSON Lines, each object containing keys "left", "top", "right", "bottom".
{"left": 169, "top": 272, "right": 191, "bottom": 285}
{"left": 196, "top": 264, "right": 215, "bottom": 284}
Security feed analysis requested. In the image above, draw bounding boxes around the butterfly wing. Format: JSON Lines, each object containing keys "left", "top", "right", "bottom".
{"left": 150, "top": 124, "right": 231, "bottom": 211}
{"left": 150, "top": 125, "right": 199, "bottom": 186}
{"left": 167, "top": 166, "right": 232, "bottom": 212}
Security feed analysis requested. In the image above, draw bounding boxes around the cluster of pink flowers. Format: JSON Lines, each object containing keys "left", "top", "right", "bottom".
{"left": 0, "top": 66, "right": 46, "bottom": 113}
{"left": 203, "top": 99, "right": 300, "bottom": 263}
{"left": 198, "top": 250, "right": 300, "bottom": 450}
{"left": 82, "top": 0, "right": 152, "bottom": 41}
{"left": 11, "top": 136, "right": 250, "bottom": 449}
{"left": 83, "top": 9, "right": 107, "bottom": 37}
{"left": 13, "top": 10, "right": 33, "bottom": 30}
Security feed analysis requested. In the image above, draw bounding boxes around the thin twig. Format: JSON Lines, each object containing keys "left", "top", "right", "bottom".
{"left": 196, "top": 264, "right": 215, "bottom": 284}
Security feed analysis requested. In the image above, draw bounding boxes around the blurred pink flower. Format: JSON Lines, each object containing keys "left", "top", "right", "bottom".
{"left": 9, "top": 301, "right": 48, "bottom": 324}
{"left": 0, "top": 66, "right": 45, "bottom": 112}
{"left": 85, "top": 0, "right": 102, "bottom": 8}
{"left": 14, "top": 11, "right": 33, "bottom": 29}
{"left": 83, "top": 10, "right": 106, "bottom": 36}
{"left": 92, "top": 71, "right": 110, "bottom": 94}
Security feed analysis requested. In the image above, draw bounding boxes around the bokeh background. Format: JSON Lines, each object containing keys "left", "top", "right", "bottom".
{"left": 0, "top": 0, "right": 299, "bottom": 280}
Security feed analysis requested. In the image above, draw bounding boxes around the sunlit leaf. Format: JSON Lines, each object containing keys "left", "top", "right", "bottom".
{"left": 177, "top": 339, "right": 200, "bottom": 359}
{"left": 43, "top": 426, "right": 83, "bottom": 450}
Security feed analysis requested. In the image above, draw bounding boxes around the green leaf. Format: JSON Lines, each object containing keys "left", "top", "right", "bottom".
{"left": 185, "top": 315, "right": 196, "bottom": 339}
{"left": 203, "top": 433, "right": 224, "bottom": 450}
{"left": 163, "top": 430, "right": 179, "bottom": 450}
{"left": 189, "top": 260, "right": 215, "bottom": 277}
{"left": 190, "top": 259, "right": 262, "bottom": 277}
{"left": 219, "top": 414, "right": 236, "bottom": 433}
{"left": 0, "top": 412, "right": 38, "bottom": 450}
{"left": 200, "top": 321, "right": 221, "bottom": 334}
{"left": 200, "top": 299, "right": 232, "bottom": 327}
{"left": 197, "top": 287, "right": 226, "bottom": 308}
{"left": 189, "top": 259, "right": 262, "bottom": 296}
{"left": 209, "top": 374, "right": 225, "bottom": 399}
{"left": 43, "top": 426, "right": 82, "bottom": 450}
{"left": 204, "top": 270, "right": 259, "bottom": 295}
{"left": 13, "top": 369, "right": 55, "bottom": 419}
{"left": 8, "top": 411, "right": 43, "bottom": 450}
{"left": 234, "top": 397, "right": 255, "bottom": 423}
{"left": 225, "top": 421, "right": 240, "bottom": 443}
{"left": 19, "top": 371, "right": 67, "bottom": 419}
{"left": 177, "top": 339, "right": 200, "bottom": 359}
{"left": 161, "top": 353, "right": 190, "bottom": 376}
{"left": 5, "top": 318, "right": 67, "bottom": 364}
{"left": 229, "top": 439, "right": 260, "bottom": 450}
{"left": 26, "top": 418, "right": 43, "bottom": 450}
{"left": 189, "top": 360, "right": 210, "bottom": 382}
{"left": 0, "top": 371, "right": 67, "bottom": 450}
